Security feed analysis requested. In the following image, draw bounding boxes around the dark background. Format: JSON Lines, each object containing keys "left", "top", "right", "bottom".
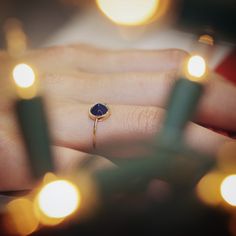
{"left": 0, "top": 0, "right": 86, "bottom": 48}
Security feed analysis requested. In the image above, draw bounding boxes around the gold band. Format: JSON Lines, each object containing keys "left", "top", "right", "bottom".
{"left": 93, "top": 118, "right": 98, "bottom": 148}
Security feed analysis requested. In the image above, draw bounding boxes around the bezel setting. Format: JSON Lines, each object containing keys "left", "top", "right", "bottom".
{"left": 89, "top": 103, "right": 110, "bottom": 121}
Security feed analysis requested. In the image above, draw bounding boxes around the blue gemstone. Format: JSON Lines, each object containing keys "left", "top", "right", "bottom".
{"left": 90, "top": 103, "right": 108, "bottom": 117}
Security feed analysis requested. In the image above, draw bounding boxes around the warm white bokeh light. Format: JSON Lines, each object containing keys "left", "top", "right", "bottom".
{"left": 13, "top": 63, "right": 35, "bottom": 88}
{"left": 196, "top": 171, "right": 224, "bottom": 206}
{"left": 96, "top": 0, "right": 159, "bottom": 26}
{"left": 187, "top": 55, "right": 207, "bottom": 79}
{"left": 38, "top": 180, "right": 81, "bottom": 219}
{"left": 221, "top": 175, "right": 236, "bottom": 207}
{"left": 6, "top": 198, "right": 39, "bottom": 235}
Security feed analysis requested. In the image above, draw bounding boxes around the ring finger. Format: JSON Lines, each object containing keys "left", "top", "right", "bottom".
{"left": 50, "top": 101, "right": 232, "bottom": 157}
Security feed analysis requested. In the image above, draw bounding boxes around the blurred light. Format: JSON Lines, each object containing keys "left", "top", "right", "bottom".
{"left": 221, "top": 175, "right": 236, "bottom": 207}
{"left": 13, "top": 64, "right": 35, "bottom": 88}
{"left": 12, "top": 63, "right": 38, "bottom": 99}
{"left": 4, "top": 18, "right": 27, "bottom": 58}
{"left": 197, "top": 171, "right": 224, "bottom": 206}
{"left": 37, "top": 180, "right": 81, "bottom": 219}
{"left": 42, "top": 172, "right": 58, "bottom": 184}
{"left": 5, "top": 198, "right": 39, "bottom": 235}
{"left": 198, "top": 34, "right": 214, "bottom": 46}
{"left": 186, "top": 55, "right": 207, "bottom": 81}
{"left": 96, "top": 0, "right": 160, "bottom": 26}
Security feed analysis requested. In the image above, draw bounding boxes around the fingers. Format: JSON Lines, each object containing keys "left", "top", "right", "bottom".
{"left": 50, "top": 101, "right": 231, "bottom": 157}
{"left": 24, "top": 45, "right": 187, "bottom": 74}
{"left": 1, "top": 44, "right": 187, "bottom": 74}
{"left": 21, "top": 44, "right": 236, "bottom": 132}
{"left": 9, "top": 44, "right": 236, "bottom": 131}
{"left": 26, "top": 44, "right": 236, "bottom": 132}
{"left": 0, "top": 99, "right": 231, "bottom": 190}
{"left": 43, "top": 70, "right": 236, "bottom": 131}
{"left": 196, "top": 74, "right": 236, "bottom": 131}
{"left": 42, "top": 71, "right": 176, "bottom": 107}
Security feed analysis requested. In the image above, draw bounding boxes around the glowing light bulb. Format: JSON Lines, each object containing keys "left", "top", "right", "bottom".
{"left": 12, "top": 63, "right": 38, "bottom": 99}
{"left": 186, "top": 55, "right": 207, "bottom": 81}
{"left": 13, "top": 63, "right": 35, "bottom": 88}
{"left": 198, "top": 34, "right": 214, "bottom": 46}
{"left": 37, "top": 180, "right": 81, "bottom": 219}
{"left": 96, "top": 0, "right": 160, "bottom": 26}
{"left": 221, "top": 175, "right": 236, "bottom": 207}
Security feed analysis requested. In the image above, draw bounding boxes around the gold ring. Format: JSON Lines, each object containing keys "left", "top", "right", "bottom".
{"left": 89, "top": 103, "right": 110, "bottom": 148}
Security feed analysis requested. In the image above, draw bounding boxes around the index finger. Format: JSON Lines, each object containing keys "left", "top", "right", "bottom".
{"left": 25, "top": 45, "right": 188, "bottom": 73}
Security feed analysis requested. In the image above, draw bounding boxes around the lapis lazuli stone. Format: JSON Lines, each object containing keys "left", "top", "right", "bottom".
{"left": 90, "top": 103, "right": 108, "bottom": 117}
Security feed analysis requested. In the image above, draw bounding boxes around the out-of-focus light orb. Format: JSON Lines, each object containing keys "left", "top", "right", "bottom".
{"left": 197, "top": 171, "right": 224, "bottom": 206}
{"left": 13, "top": 63, "right": 35, "bottom": 88}
{"left": 199, "top": 34, "right": 214, "bottom": 46}
{"left": 96, "top": 0, "right": 160, "bottom": 26}
{"left": 38, "top": 180, "right": 81, "bottom": 218}
{"left": 6, "top": 198, "right": 39, "bottom": 235}
{"left": 187, "top": 55, "right": 207, "bottom": 79}
{"left": 4, "top": 18, "right": 27, "bottom": 57}
{"left": 221, "top": 175, "right": 236, "bottom": 207}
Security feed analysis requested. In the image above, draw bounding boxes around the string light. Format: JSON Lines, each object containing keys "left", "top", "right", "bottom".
{"left": 12, "top": 63, "right": 38, "bottom": 99}
{"left": 198, "top": 34, "right": 214, "bottom": 46}
{"left": 221, "top": 175, "right": 236, "bottom": 207}
{"left": 96, "top": 0, "right": 160, "bottom": 26}
{"left": 13, "top": 64, "right": 35, "bottom": 88}
{"left": 36, "top": 180, "right": 81, "bottom": 219}
{"left": 186, "top": 55, "right": 207, "bottom": 81}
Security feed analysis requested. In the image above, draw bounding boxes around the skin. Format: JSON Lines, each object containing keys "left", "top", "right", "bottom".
{"left": 0, "top": 44, "right": 235, "bottom": 190}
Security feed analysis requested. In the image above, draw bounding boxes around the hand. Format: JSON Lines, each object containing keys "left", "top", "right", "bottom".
{"left": 0, "top": 44, "right": 235, "bottom": 190}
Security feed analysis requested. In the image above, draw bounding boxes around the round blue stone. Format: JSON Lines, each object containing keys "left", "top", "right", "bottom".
{"left": 90, "top": 103, "right": 108, "bottom": 117}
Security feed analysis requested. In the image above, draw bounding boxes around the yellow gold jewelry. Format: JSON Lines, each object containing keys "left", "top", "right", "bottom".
{"left": 89, "top": 103, "right": 110, "bottom": 148}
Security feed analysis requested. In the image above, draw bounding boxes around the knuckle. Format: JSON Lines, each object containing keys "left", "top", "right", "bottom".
{"left": 127, "top": 107, "right": 159, "bottom": 135}
{"left": 42, "top": 45, "right": 75, "bottom": 59}
{"left": 56, "top": 45, "right": 75, "bottom": 58}
{"left": 169, "top": 49, "right": 189, "bottom": 62}
{"left": 44, "top": 73, "right": 64, "bottom": 84}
